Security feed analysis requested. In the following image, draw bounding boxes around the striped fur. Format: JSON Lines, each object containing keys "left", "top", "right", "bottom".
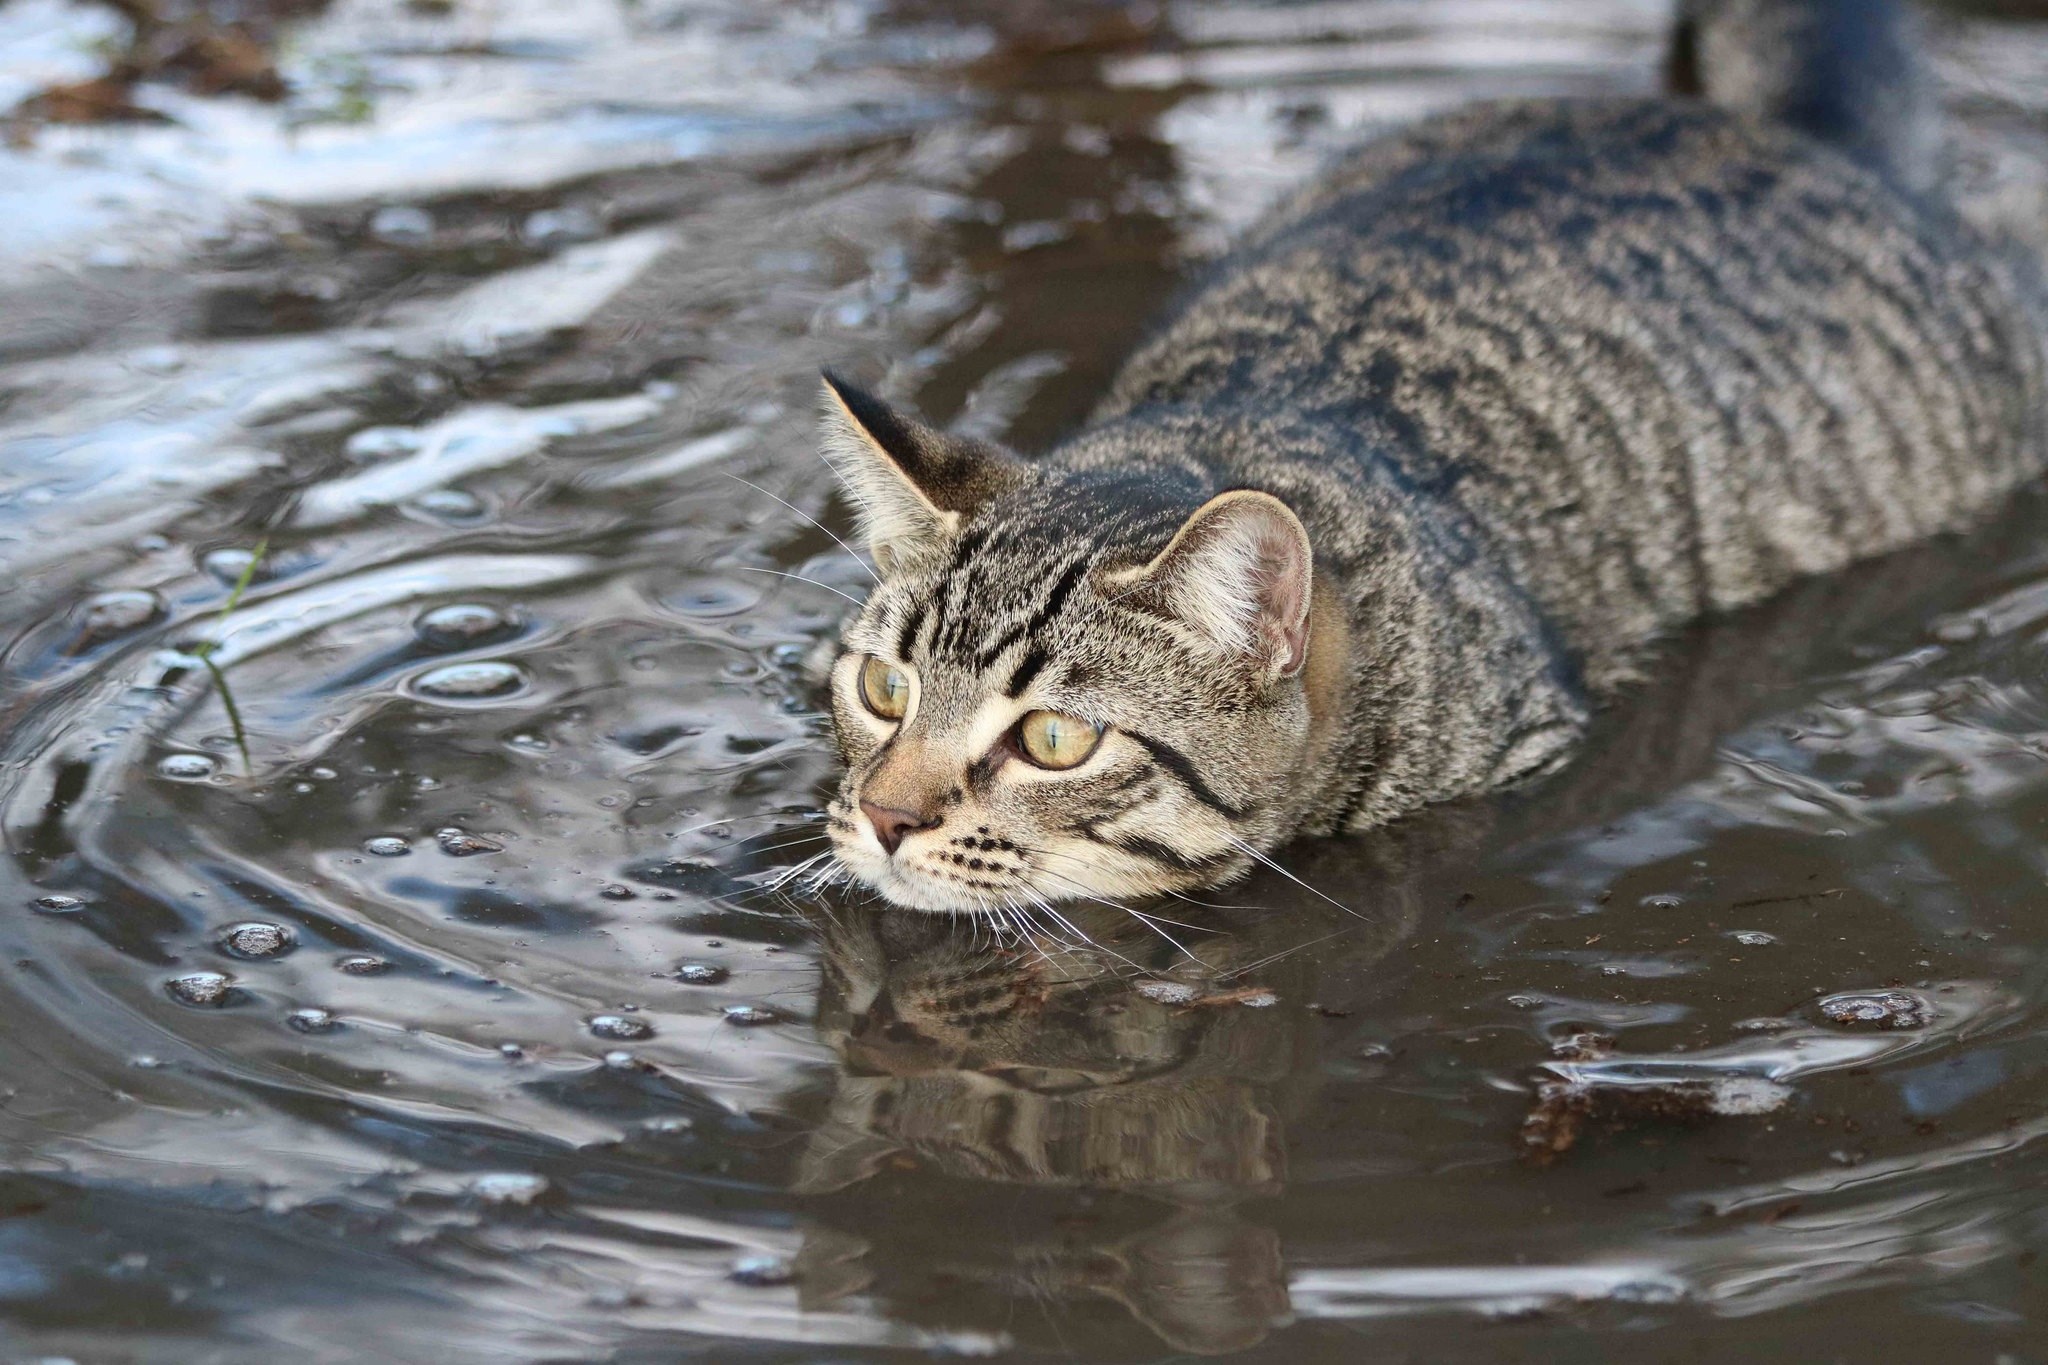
{"left": 820, "top": 0, "right": 2048, "bottom": 913}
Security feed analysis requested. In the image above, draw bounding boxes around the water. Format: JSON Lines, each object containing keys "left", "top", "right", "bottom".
{"left": 3, "top": 0, "right": 2048, "bottom": 1359}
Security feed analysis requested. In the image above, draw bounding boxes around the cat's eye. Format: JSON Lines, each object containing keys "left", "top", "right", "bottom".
{"left": 1017, "top": 710, "right": 1102, "bottom": 770}
{"left": 858, "top": 656, "right": 912, "bottom": 720}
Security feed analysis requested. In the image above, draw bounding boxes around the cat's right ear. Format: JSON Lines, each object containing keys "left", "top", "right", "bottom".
{"left": 818, "top": 371, "right": 1026, "bottom": 572}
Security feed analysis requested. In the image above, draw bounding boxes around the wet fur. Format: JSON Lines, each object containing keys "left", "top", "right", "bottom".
{"left": 820, "top": 0, "right": 2048, "bottom": 911}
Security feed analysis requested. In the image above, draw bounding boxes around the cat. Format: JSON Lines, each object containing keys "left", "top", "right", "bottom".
{"left": 815, "top": 0, "right": 2048, "bottom": 914}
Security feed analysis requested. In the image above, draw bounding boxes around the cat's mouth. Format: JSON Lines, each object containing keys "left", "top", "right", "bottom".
{"left": 853, "top": 844, "right": 1041, "bottom": 915}
{"left": 826, "top": 803, "right": 1043, "bottom": 913}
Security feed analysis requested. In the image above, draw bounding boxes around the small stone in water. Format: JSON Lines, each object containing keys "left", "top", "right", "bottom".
{"left": 414, "top": 661, "right": 527, "bottom": 700}
{"left": 336, "top": 954, "right": 391, "bottom": 975}
{"left": 220, "top": 921, "right": 294, "bottom": 959}
{"left": 32, "top": 894, "right": 84, "bottom": 913}
{"left": 728, "top": 1255, "right": 795, "bottom": 1288}
{"left": 672, "top": 962, "right": 728, "bottom": 986}
{"left": 415, "top": 603, "right": 514, "bottom": 650}
{"left": 588, "top": 1014, "right": 654, "bottom": 1041}
{"left": 79, "top": 590, "right": 163, "bottom": 637}
{"left": 287, "top": 1007, "right": 338, "bottom": 1034}
{"left": 363, "top": 836, "right": 411, "bottom": 857}
{"left": 721, "top": 1004, "right": 780, "bottom": 1028}
{"left": 165, "top": 971, "right": 235, "bottom": 1007}
{"left": 369, "top": 204, "right": 434, "bottom": 245}
{"left": 157, "top": 753, "right": 220, "bottom": 781}
{"left": 436, "top": 828, "right": 503, "bottom": 857}
{"left": 1817, "top": 989, "right": 1932, "bottom": 1030}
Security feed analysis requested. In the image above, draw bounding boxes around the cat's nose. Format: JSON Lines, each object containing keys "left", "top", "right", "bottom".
{"left": 861, "top": 800, "right": 939, "bottom": 855}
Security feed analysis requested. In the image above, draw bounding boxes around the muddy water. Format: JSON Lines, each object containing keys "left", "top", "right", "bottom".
{"left": 3, "top": 0, "right": 2048, "bottom": 1359}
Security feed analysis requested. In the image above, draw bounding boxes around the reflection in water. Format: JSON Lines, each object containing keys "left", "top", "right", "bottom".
{"left": 2, "top": 0, "right": 2048, "bottom": 1360}
{"left": 792, "top": 903, "right": 1370, "bottom": 1353}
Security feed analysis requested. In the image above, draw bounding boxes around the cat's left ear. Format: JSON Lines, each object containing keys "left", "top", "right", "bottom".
{"left": 1119, "top": 490, "right": 1313, "bottom": 678}
{"left": 819, "top": 371, "right": 1027, "bottom": 572}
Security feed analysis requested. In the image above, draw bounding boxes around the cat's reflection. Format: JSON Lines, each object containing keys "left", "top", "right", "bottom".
{"left": 788, "top": 897, "right": 1403, "bottom": 1354}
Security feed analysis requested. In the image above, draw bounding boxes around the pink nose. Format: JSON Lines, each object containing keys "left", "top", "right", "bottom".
{"left": 861, "top": 801, "right": 938, "bottom": 855}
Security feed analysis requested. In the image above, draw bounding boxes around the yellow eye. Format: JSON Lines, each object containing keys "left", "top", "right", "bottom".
{"left": 1017, "top": 710, "right": 1102, "bottom": 769}
{"left": 858, "top": 656, "right": 912, "bottom": 720}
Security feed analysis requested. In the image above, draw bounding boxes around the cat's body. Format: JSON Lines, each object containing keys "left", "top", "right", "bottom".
{"left": 816, "top": 0, "right": 2048, "bottom": 913}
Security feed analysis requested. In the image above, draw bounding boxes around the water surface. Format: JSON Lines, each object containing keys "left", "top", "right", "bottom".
{"left": 4, "top": 0, "right": 2048, "bottom": 1359}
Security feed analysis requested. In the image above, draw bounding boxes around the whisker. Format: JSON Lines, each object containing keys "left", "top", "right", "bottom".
{"left": 1215, "top": 927, "right": 1355, "bottom": 982}
{"left": 733, "top": 565, "right": 865, "bottom": 607}
{"left": 1123, "top": 906, "right": 1204, "bottom": 965}
{"left": 1227, "top": 836, "right": 1371, "bottom": 921}
{"left": 724, "top": 473, "right": 881, "bottom": 585}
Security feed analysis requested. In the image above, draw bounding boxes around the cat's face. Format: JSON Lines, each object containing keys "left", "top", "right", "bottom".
{"left": 815, "top": 374, "right": 1316, "bottom": 913}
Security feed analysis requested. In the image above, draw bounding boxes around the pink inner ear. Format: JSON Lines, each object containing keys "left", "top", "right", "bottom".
{"left": 1248, "top": 518, "right": 1311, "bottom": 674}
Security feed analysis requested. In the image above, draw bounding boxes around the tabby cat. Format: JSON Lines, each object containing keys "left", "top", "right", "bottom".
{"left": 818, "top": 0, "right": 2048, "bottom": 913}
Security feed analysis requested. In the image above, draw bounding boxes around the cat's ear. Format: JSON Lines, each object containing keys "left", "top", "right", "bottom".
{"left": 1121, "top": 490, "right": 1313, "bottom": 678}
{"left": 818, "top": 371, "right": 1026, "bottom": 572}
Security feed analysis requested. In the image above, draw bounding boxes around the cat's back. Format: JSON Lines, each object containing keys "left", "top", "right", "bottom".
{"left": 1093, "top": 96, "right": 2048, "bottom": 679}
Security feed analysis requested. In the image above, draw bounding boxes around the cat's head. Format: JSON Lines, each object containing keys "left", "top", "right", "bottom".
{"left": 817, "top": 373, "right": 1319, "bottom": 913}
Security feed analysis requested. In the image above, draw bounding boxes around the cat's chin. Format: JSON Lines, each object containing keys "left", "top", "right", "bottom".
{"left": 851, "top": 862, "right": 1017, "bottom": 915}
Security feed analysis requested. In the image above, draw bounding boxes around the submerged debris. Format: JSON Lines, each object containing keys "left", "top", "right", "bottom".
{"left": 1133, "top": 979, "right": 1279, "bottom": 1009}
{"left": 436, "top": 828, "right": 504, "bottom": 857}
{"left": 1522, "top": 1034, "right": 1792, "bottom": 1164}
{"left": 1816, "top": 988, "right": 1932, "bottom": 1030}
{"left": 1521, "top": 1074, "right": 1793, "bottom": 1165}
{"left": 11, "top": 0, "right": 319, "bottom": 126}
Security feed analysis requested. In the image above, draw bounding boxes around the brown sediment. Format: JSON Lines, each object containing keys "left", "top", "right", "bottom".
{"left": 10, "top": 0, "right": 327, "bottom": 127}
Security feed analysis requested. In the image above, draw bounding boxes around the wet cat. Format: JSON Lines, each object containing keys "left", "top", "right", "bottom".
{"left": 818, "top": 0, "right": 2048, "bottom": 913}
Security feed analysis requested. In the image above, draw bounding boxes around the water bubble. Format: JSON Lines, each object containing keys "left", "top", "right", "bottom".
{"left": 407, "top": 489, "right": 487, "bottom": 521}
{"left": 468, "top": 1172, "right": 548, "bottom": 1204}
{"left": 720, "top": 1004, "right": 781, "bottom": 1028}
{"left": 287, "top": 1007, "right": 338, "bottom": 1034}
{"left": 157, "top": 753, "right": 221, "bottom": 781}
{"left": 599, "top": 884, "right": 636, "bottom": 901}
{"left": 664, "top": 578, "right": 755, "bottom": 617}
{"left": 672, "top": 962, "right": 728, "bottom": 986}
{"left": 1817, "top": 988, "right": 1932, "bottom": 1030}
{"left": 521, "top": 206, "right": 601, "bottom": 248}
{"left": 728, "top": 1255, "right": 795, "bottom": 1287}
{"left": 165, "top": 971, "right": 236, "bottom": 1007}
{"left": 220, "top": 921, "right": 294, "bottom": 959}
{"left": 436, "top": 828, "right": 503, "bottom": 857}
{"left": 79, "top": 590, "right": 163, "bottom": 637}
{"left": 1640, "top": 893, "right": 1684, "bottom": 910}
{"left": 201, "top": 548, "right": 264, "bottom": 584}
{"left": 368, "top": 204, "right": 435, "bottom": 245}
{"left": 344, "top": 426, "right": 423, "bottom": 462}
{"left": 413, "top": 661, "right": 528, "bottom": 701}
{"left": 31, "top": 895, "right": 84, "bottom": 913}
{"left": 1133, "top": 980, "right": 1198, "bottom": 1005}
{"left": 603, "top": 1050, "right": 640, "bottom": 1070}
{"left": 415, "top": 604, "right": 515, "bottom": 650}
{"left": 363, "top": 836, "right": 412, "bottom": 857}
{"left": 1728, "top": 930, "right": 1778, "bottom": 947}
{"left": 336, "top": 954, "right": 391, "bottom": 975}
{"left": 588, "top": 1014, "right": 653, "bottom": 1041}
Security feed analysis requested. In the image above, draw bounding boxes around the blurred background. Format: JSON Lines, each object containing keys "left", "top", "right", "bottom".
{"left": 4, "top": 1, "right": 2048, "bottom": 1360}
